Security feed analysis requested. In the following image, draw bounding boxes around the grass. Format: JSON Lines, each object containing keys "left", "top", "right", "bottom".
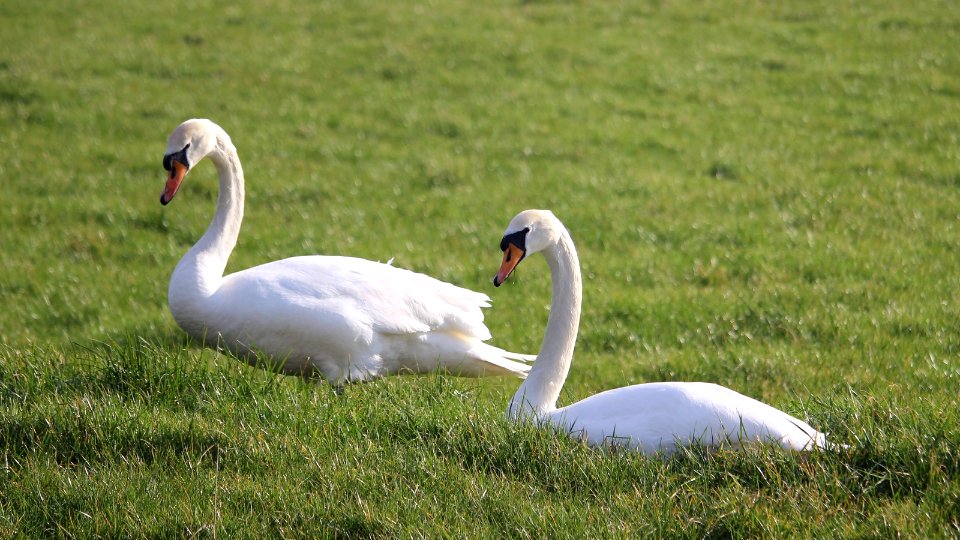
{"left": 1, "top": 0, "right": 959, "bottom": 536}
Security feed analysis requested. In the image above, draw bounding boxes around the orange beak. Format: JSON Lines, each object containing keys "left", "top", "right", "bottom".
{"left": 160, "top": 160, "right": 188, "bottom": 205}
{"left": 493, "top": 243, "right": 525, "bottom": 287}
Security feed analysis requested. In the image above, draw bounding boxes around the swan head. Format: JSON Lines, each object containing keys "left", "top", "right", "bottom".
{"left": 493, "top": 209, "right": 562, "bottom": 287}
{"left": 160, "top": 119, "right": 227, "bottom": 205}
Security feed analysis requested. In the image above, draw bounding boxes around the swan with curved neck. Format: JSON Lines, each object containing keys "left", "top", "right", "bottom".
{"left": 493, "top": 209, "right": 830, "bottom": 454}
{"left": 159, "top": 119, "right": 532, "bottom": 385}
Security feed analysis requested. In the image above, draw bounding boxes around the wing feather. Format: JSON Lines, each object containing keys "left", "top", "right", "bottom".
{"left": 221, "top": 255, "right": 492, "bottom": 340}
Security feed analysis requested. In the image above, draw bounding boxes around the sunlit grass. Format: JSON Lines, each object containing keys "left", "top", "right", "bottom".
{"left": 1, "top": 0, "right": 959, "bottom": 536}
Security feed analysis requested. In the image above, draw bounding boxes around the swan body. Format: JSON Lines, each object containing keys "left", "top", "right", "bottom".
{"left": 493, "top": 209, "right": 829, "bottom": 454}
{"left": 159, "top": 119, "right": 532, "bottom": 385}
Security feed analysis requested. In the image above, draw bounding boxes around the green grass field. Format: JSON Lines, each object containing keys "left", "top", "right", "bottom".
{"left": 2, "top": 0, "right": 959, "bottom": 536}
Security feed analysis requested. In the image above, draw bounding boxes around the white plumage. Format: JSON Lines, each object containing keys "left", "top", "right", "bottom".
{"left": 539, "top": 382, "right": 827, "bottom": 453}
{"left": 159, "top": 119, "right": 531, "bottom": 385}
{"left": 493, "top": 209, "right": 830, "bottom": 454}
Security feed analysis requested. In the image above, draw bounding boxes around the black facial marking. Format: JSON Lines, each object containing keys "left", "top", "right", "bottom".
{"left": 499, "top": 227, "right": 530, "bottom": 252}
{"left": 162, "top": 143, "right": 191, "bottom": 171}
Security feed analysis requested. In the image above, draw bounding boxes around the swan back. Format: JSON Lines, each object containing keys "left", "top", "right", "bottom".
{"left": 550, "top": 382, "right": 826, "bottom": 453}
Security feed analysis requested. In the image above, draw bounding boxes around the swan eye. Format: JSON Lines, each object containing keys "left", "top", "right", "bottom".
{"left": 499, "top": 227, "right": 530, "bottom": 252}
{"left": 163, "top": 143, "right": 192, "bottom": 172}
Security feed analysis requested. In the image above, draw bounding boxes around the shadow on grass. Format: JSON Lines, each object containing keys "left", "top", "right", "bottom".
{"left": 0, "top": 327, "right": 312, "bottom": 416}
{"left": 0, "top": 412, "right": 229, "bottom": 469}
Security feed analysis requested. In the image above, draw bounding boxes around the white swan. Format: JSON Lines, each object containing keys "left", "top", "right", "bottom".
{"left": 492, "top": 209, "right": 830, "bottom": 454}
{"left": 158, "top": 118, "right": 532, "bottom": 385}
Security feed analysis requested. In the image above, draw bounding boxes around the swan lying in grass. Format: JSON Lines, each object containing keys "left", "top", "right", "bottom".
{"left": 493, "top": 209, "right": 830, "bottom": 454}
{"left": 158, "top": 119, "right": 532, "bottom": 385}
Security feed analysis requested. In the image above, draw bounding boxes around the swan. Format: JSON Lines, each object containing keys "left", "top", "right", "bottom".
{"left": 492, "top": 209, "right": 830, "bottom": 454}
{"left": 158, "top": 118, "right": 532, "bottom": 385}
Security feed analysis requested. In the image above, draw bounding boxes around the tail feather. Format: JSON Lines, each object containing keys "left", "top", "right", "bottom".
{"left": 497, "top": 349, "right": 537, "bottom": 363}
{"left": 783, "top": 417, "right": 841, "bottom": 451}
{"left": 411, "top": 332, "right": 533, "bottom": 379}
{"left": 466, "top": 343, "right": 533, "bottom": 378}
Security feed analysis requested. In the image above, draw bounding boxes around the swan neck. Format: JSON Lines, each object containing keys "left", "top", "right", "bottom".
{"left": 509, "top": 228, "right": 581, "bottom": 419}
{"left": 171, "top": 139, "right": 244, "bottom": 300}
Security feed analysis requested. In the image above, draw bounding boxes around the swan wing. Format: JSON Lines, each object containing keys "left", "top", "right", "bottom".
{"left": 198, "top": 255, "right": 528, "bottom": 382}
{"left": 258, "top": 255, "right": 492, "bottom": 336}
{"left": 551, "top": 382, "right": 826, "bottom": 453}
{"left": 210, "top": 255, "right": 494, "bottom": 339}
